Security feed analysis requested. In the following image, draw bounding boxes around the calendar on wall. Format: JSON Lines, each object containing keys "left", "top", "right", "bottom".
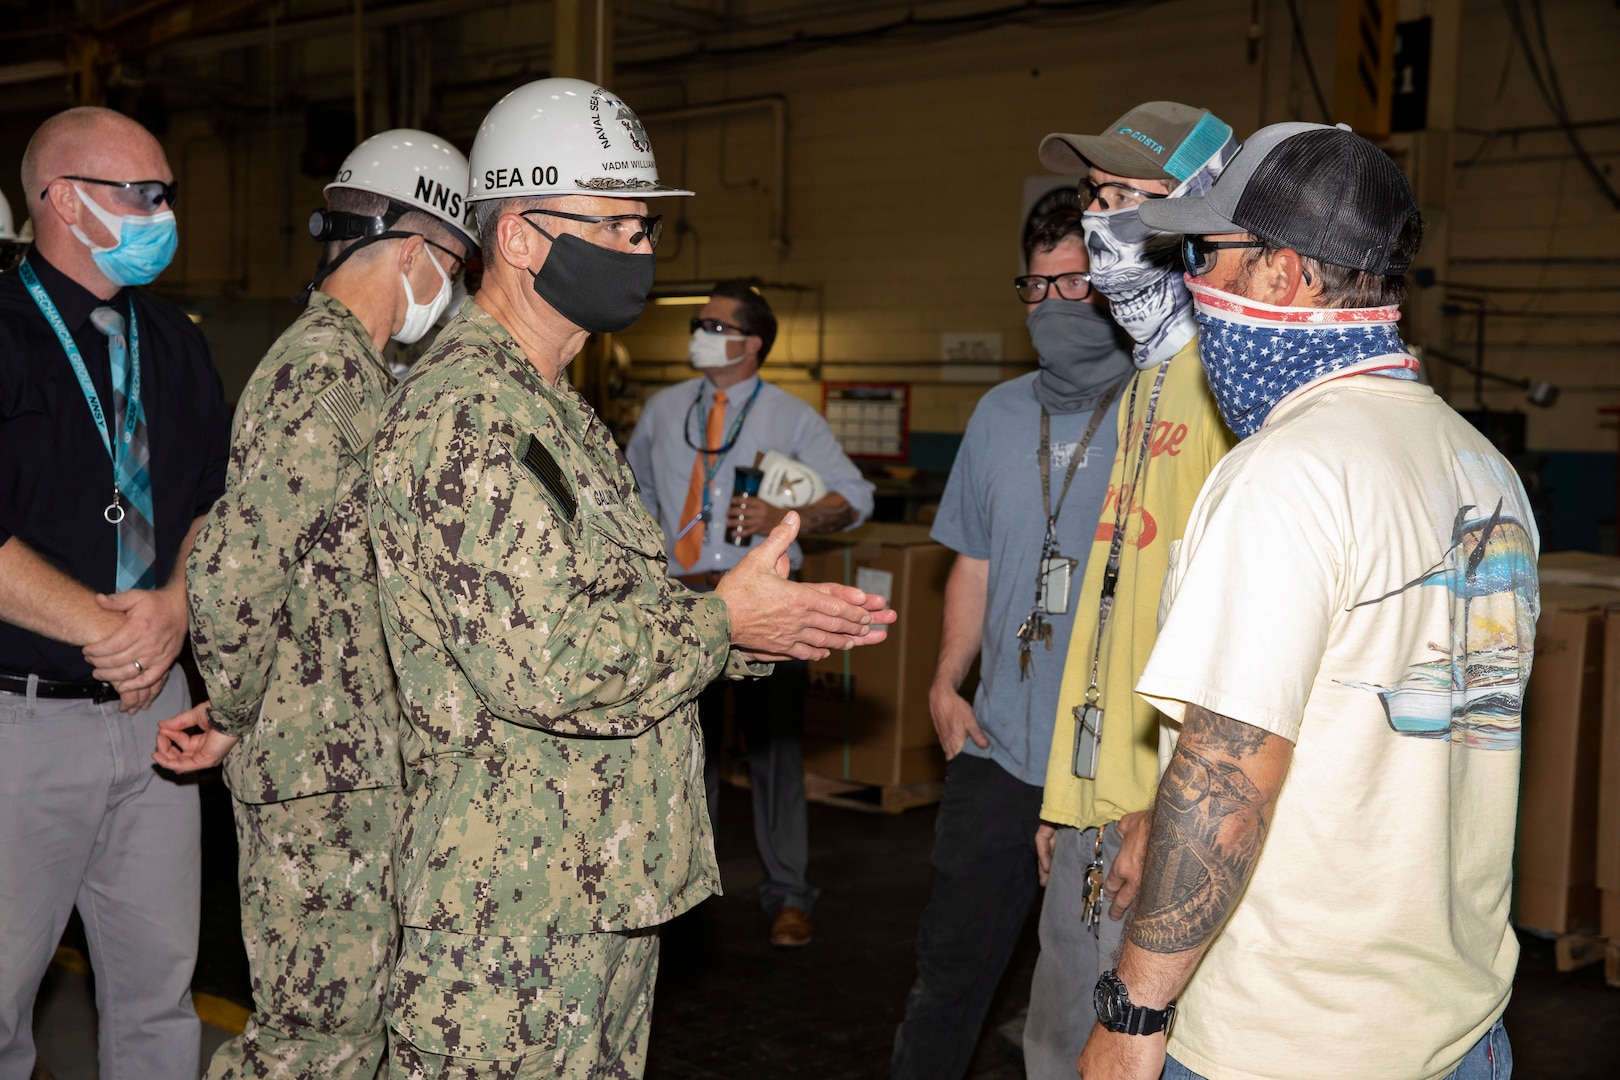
{"left": 823, "top": 383, "right": 909, "bottom": 461}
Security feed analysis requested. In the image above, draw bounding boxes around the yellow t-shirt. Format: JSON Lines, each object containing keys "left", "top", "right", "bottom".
{"left": 1041, "top": 339, "right": 1234, "bottom": 830}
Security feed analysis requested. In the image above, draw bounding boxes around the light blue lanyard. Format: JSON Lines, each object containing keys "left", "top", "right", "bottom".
{"left": 17, "top": 258, "right": 142, "bottom": 466}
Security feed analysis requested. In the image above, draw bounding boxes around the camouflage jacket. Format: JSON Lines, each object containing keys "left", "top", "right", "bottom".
{"left": 369, "top": 299, "right": 751, "bottom": 936}
{"left": 188, "top": 292, "right": 401, "bottom": 804}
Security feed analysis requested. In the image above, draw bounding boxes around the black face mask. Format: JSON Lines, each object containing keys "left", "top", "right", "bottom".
{"left": 525, "top": 221, "right": 656, "bottom": 334}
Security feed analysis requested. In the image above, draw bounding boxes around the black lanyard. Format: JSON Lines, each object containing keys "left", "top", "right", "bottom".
{"left": 1084, "top": 362, "right": 1169, "bottom": 706}
{"left": 1017, "top": 379, "right": 1125, "bottom": 680}
{"left": 1037, "top": 379, "right": 1124, "bottom": 564}
{"left": 678, "top": 379, "right": 764, "bottom": 534}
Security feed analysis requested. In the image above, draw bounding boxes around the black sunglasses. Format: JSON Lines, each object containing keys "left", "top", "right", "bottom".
{"left": 1182, "top": 236, "right": 1266, "bottom": 278}
{"left": 48, "top": 175, "right": 179, "bottom": 212}
{"left": 690, "top": 317, "right": 749, "bottom": 336}
{"left": 1080, "top": 179, "right": 1167, "bottom": 212}
{"left": 521, "top": 208, "right": 662, "bottom": 250}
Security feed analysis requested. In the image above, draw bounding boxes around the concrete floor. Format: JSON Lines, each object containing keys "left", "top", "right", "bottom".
{"left": 29, "top": 775, "right": 1620, "bottom": 1079}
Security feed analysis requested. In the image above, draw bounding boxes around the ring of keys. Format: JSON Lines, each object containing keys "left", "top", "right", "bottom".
{"left": 1016, "top": 612, "right": 1054, "bottom": 679}
{"left": 1081, "top": 836, "right": 1106, "bottom": 936}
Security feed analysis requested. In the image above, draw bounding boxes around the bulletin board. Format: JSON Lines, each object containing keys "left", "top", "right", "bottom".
{"left": 823, "top": 383, "right": 910, "bottom": 461}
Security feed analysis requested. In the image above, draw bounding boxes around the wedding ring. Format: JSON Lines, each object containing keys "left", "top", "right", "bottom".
{"left": 133, "top": 659, "right": 144, "bottom": 674}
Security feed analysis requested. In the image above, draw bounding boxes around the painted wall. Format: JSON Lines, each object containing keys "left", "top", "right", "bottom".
{"left": 1, "top": 0, "right": 1614, "bottom": 536}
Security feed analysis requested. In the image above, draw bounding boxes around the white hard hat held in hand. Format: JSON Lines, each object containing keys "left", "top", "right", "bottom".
{"left": 758, "top": 452, "right": 828, "bottom": 510}
{"left": 469, "top": 77, "right": 693, "bottom": 202}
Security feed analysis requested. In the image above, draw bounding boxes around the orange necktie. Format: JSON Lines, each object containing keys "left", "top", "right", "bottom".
{"left": 675, "top": 389, "right": 727, "bottom": 570}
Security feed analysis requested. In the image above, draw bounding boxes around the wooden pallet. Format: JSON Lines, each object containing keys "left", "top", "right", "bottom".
{"left": 804, "top": 772, "right": 944, "bottom": 814}
{"left": 718, "top": 759, "right": 943, "bottom": 813}
{"left": 1554, "top": 932, "right": 1608, "bottom": 973}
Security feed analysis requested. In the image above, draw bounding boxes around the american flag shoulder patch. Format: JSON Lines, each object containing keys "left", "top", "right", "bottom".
{"left": 316, "top": 381, "right": 368, "bottom": 453}
{"left": 516, "top": 433, "right": 577, "bottom": 522}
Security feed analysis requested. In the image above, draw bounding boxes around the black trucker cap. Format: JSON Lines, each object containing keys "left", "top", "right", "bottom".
{"left": 1137, "top": 121, "right": 1421, "bottom": 274}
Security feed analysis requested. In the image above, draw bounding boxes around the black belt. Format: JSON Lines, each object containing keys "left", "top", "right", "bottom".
{"left": 0, "top": 670, "right": 119, "bottom": 704}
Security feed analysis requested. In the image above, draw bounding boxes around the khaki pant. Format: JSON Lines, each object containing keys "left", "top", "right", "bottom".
{"left": 207, "top": 786, "right": 402, "bottom": 1080}
{"left": 385, "top": 926, "right": 659, "bottom": 1080}
{"left": 0, "top": 677, "right": 200, "bottom": 1080}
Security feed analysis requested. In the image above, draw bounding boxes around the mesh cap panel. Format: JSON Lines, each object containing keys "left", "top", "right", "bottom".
{"left": 1232, "top": 128, "right": 1419, "bottom": 274}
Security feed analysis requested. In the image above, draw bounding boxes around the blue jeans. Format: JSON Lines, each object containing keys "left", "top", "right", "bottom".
{"left": 1160, "top": 1017, "right": 1511, "bottom": 1080}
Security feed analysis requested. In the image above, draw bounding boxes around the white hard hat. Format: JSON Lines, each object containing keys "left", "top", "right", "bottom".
{"left": 324, "top": 128, "right": 475, "bottom": 248}
{"left": 469, "top": 77, "right": 692, "bottom": 202}
{"left": 0, "top": 189, "right": 14, "bottom": 240}
{"left": 757, "top": 451, "right": 828, "bottom": 510}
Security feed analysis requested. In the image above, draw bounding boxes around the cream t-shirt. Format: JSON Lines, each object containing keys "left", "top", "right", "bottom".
{"left": 1137, "top": 375, "right": 1538, "bottom": 1080}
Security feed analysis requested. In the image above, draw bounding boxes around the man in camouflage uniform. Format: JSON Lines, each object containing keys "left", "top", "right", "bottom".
{"left": 152, "top": 130, "right": 478, "bottom": 1080}
{"left": 369, "top": 78, "right": 894, "bottom": 1080}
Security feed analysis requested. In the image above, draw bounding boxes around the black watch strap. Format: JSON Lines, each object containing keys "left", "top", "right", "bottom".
{"left": 1095, "top": 970, "right": 1177, "bottom": 1036}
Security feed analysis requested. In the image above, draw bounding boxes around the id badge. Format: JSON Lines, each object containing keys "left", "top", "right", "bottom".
{"left": 1038, "top": 555, "right": 1076, "bottom": 615}
{"left": 1072, "top": 703, "right": 1103, "bottom": 780}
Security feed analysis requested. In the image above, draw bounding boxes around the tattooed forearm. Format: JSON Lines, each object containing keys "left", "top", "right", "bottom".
{"left": 1125, "top": 704, "right": 1291, "bottom": 955}
{"left": 797, "top": 494, "right": 857, "bottom": 534}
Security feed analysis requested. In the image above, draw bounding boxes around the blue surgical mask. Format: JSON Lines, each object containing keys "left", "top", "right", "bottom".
{"left": 71, "top": 183, "right": 178, "bottom": 287}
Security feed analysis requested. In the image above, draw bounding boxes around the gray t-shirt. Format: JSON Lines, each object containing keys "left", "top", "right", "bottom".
{"left": 931, "top": 372, "right": 1121, "bottom": 786}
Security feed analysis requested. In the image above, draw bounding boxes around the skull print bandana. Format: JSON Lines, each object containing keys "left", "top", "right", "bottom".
{"left": 1082, "top": 135, "right": 1238, "bottom": 370}
{"left": 1187, "top": 277, "right": 1421, "bottom": 440}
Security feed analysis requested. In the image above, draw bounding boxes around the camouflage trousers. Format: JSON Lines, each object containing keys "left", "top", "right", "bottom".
{"left": 208, "top": 786, "right": 403, "bottom": 1080}
{"left": 385, "top": 926, "right": 660, "bottom": 1080}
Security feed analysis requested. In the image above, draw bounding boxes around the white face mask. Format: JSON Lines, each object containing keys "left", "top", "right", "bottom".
{"left": 393, "top": 248, "right": 452, "bottom": 345}
{"left": 689, "top": 328, "right": 745, "bottom": 369}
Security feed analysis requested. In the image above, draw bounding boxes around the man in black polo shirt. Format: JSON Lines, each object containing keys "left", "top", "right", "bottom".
{"left": 0, "top": 106, "right": 229, "bottom": 1080}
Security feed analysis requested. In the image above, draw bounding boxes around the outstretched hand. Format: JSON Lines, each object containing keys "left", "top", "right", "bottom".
{"left": 717, "top": 512, "right": 897, "bottom": 662}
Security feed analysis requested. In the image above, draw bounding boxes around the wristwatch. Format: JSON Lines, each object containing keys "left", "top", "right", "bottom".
{"left": 1094, "top": 970, "right": 1176, "bottom": 1036}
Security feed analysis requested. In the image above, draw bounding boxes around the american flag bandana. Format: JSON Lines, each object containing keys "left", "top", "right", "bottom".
{"left": 1188, "top": 277, "right": 1420, "bottom": 439}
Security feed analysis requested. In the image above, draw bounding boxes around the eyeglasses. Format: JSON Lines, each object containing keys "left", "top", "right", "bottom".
{"left": 47, "top": 175, "right": 179, "bottom": 212}
{"left": 1014, "top": 272, "right": 1092, "bottom": 303}
{"left": 521, "top": 208, "right": 662, "bottom": 250}
{"left": 1080, "top": 179, "right": 1167, "bottom": 212}
{"left": 1181, "top": 236, "right": 1266, "bottom": 278}
{"left": 690, "top": 317, "right": 748, "bottom": 336}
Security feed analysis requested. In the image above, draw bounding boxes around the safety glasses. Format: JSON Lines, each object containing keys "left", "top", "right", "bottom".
{"left": 48, "top": 175, "right": 179, "bottom": 212}
{"left": 521, "top": 208, "right": 662, "bottom": 250}
{"left": 1181, "top": 236, "right": 1266, "bottom": 278}
{"left": 1080, "top": 179, "right": 1167, "bottom": 212}
{"left": 424, "top": 239, "right": 468, "bottom": 282}
{"left": 689, "top": 317, "right": 748, "bottom": 336}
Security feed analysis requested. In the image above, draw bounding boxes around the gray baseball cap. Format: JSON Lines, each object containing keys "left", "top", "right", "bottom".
{"left": 1040, "top": 101, "right": 1232, "bottom": 183}
{"left": 1138, "top": 121, "right": 1422, "bottom": 274}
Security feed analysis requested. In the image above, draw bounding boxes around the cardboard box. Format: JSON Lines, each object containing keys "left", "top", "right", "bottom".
{"left": 1538, "top": 551, "right": 1620, "bottom": 591}
{"left": 1516, "top": 584, "right": 1611, "bottom": 934}
{"left": 797, "top": 523, "right": 952, "bottom": 788}
{"left": 1600, "top": 610, "right": 1620, "bottom": 900}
